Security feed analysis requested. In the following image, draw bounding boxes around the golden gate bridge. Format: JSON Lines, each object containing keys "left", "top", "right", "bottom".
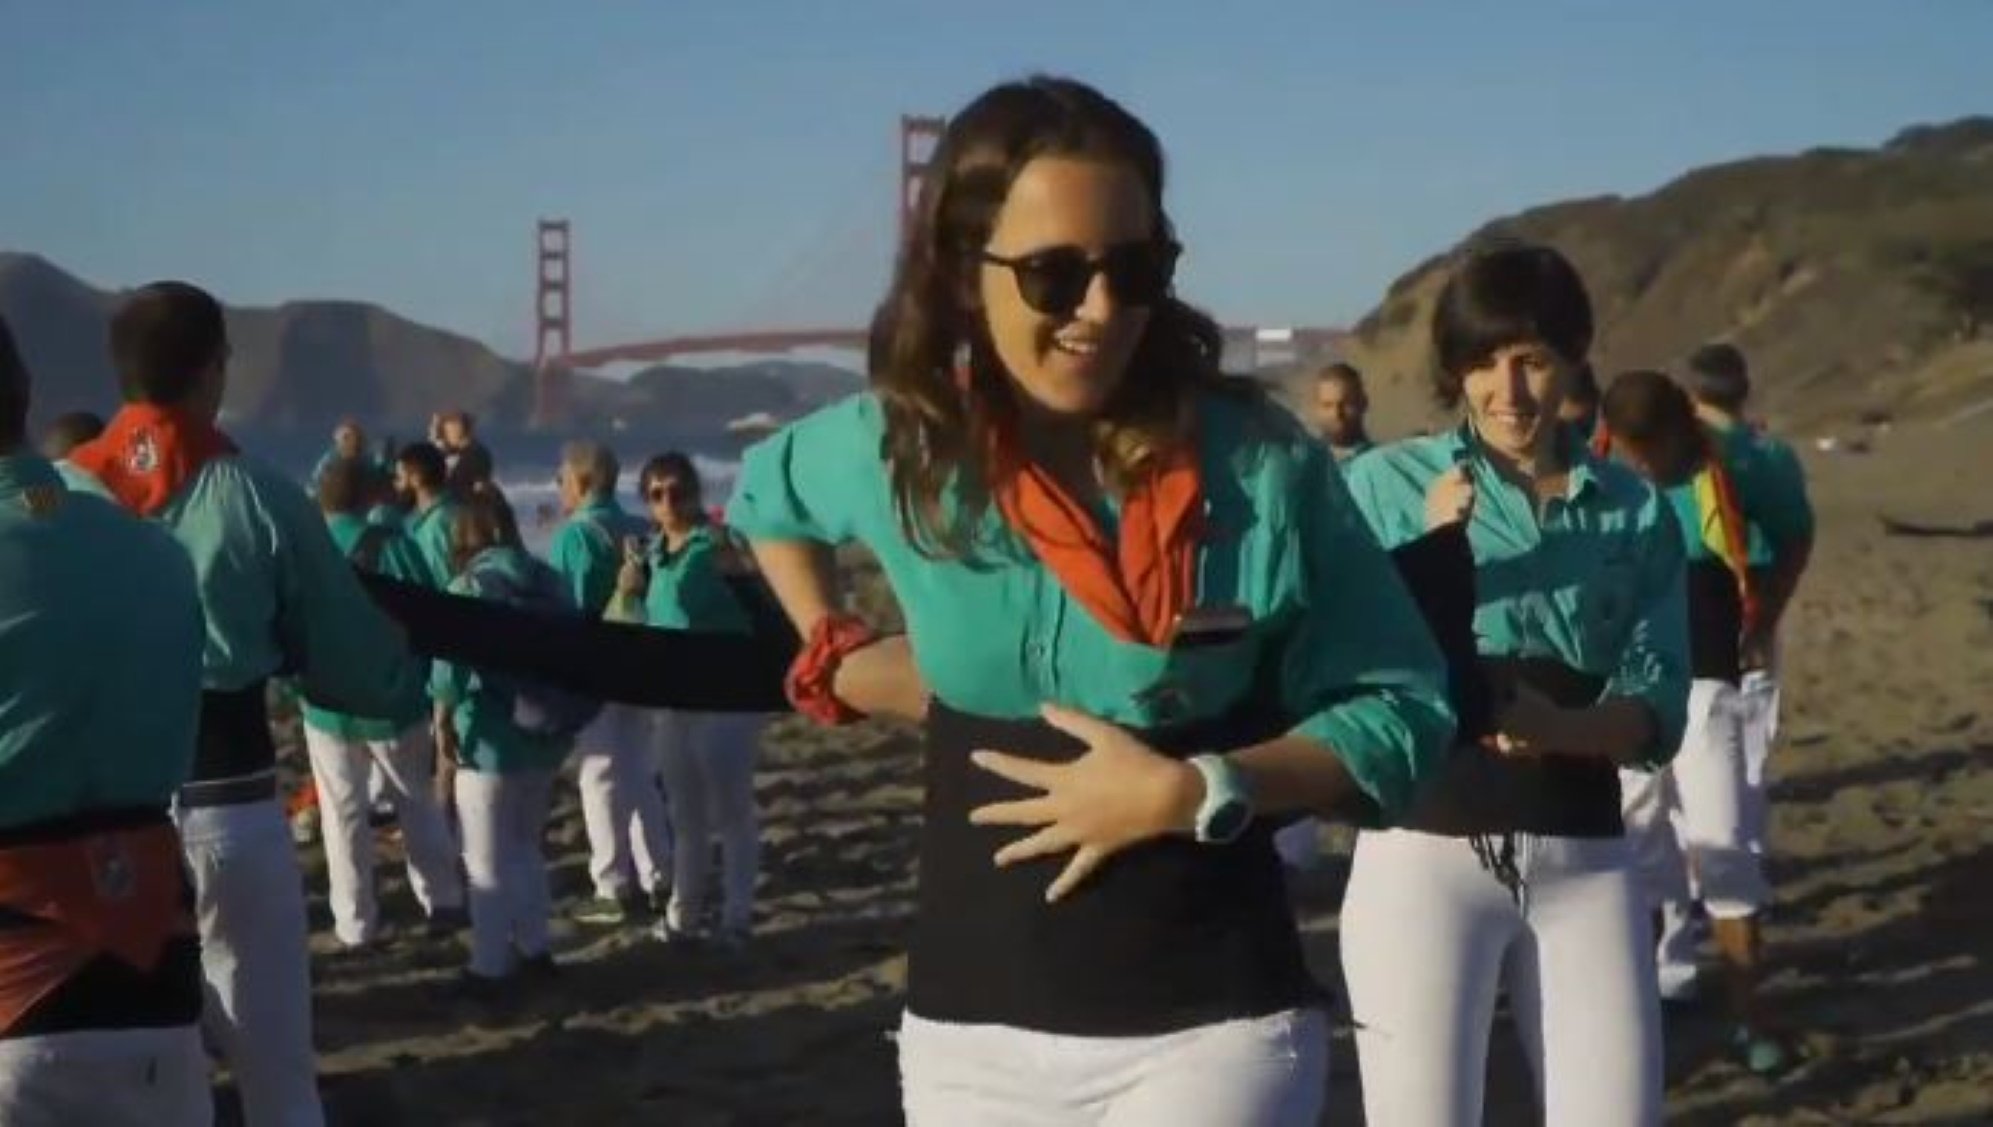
{"left": 526, "top": 116, "right": 1347, "bottom": 429}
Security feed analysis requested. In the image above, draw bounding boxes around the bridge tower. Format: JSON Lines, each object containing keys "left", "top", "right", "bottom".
{"left": 899, "top": 115, "right": 945, "bottom": 248}
{"left": 530, "top": 218, "right": 573, "bottom": 431}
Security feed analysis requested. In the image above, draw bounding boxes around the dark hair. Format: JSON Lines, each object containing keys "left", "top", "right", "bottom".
{"left": 40, "top": 410, "right": 105, "bottom": 458}
{"left": 0, "top": 316, "right": 28, "bottom": 450}
{"left": 873, "top": 75, "right": 1232, "bottom": 556}
{"left": 395, "top": 441, "right": 448, "bottom": 491}
{"left": 1430, "top": 243, "right": 1594, "bottom": 408}
{"left": 639, "top": 451, "right": 703, "bottom": 500}
{"left": 447, "top": 442, "right": 495, "bottom": 496}
{"left": 315, "top": 456, "right": 371, "bottom": 515}
{"left": 1315, "top": 361, "right": 1366, "bottom": 395}
{"left": 1601, "top": 369, "right": 1699, "bottom": 447}
{"left": 1684, "top": 343, "right": 1750, "bottom": 412}
{"left": 448, "top": 491, "right": 520, "bottom": 575}
{"left": 108, "top": 282, "right": 228, "bottom": 406}
{"left": 1566, "top": 361, "right": 1601, "bottom": 408}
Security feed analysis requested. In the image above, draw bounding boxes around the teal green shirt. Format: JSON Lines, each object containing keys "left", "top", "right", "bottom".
{"left": 429, "top": 546, "right": 573, "bottom": 773}
{"left": 405, "top": 496, "right": 462, "bottom": 589}
{"left": 1345, "top": 426, "right": 1691, "bottom": 765}
{"left": 1709, "top": 421, "right": 1814, "bottom": 567}
{"left": 0, "top": 457, "right": 206, "bottom": 826}
{"left": 298, "top": 513, "right": 432, "bottom": 741}
{"left": 366, "top": 503, "right": 405, "bottom": 530}
{"left": 68, "top": 454, "right": 423, "bottom": 720}
{"left": 641, "top": 525, "right": 753, "bottom": 634}
{"left": 548, "top": 495, "right": 642, "bottom": 617}
{"left": 727, "top": 391, "right": 1456, "bottom": 822}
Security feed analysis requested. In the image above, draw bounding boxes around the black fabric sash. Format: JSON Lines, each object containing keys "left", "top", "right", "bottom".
{"left": 355, "top": 571, "right": 797, "bottom": 713}
{"left": 908, "top": 700, "right": 1322, "bottom": 1036}
{"left": 191, "top": 684, "right": 276, "bottom": 784}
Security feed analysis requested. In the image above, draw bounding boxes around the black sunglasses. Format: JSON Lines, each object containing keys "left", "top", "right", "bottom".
{"left": 978, "top": 239, "right": 1180, "bottom": 318}
{"left": 646, "top": 481, "right": 687, "bottom": 503}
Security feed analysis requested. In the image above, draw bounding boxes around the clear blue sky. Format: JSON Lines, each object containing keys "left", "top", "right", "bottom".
{"left": 5, "top": 0, "right": 1988, "bottom": 361}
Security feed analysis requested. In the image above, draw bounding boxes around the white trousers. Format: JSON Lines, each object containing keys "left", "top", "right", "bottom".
{"left": 455, "top": 768, "right": 555, "bottom": 977}
{"left": 1738, "top": 663, "right": 1781, "bottom": 853}
{"left": 0, "top": 1027, "right": 212, "bottom": 1127}
{"left": 653, "top": 710, "right": 764, "bottom": 934}
{"left": 898, "top": 1008, "right": 1327, "bottom": 1126}
{"left": 1341, "top": 830, "right": 1661, "bottom": 1127}
{"left": 175, "top": 797, "right": 324, "bottom": 1127}
{"left": 573, "top": 704, "right": 671, "bottom": 900}
{"left": 303, "top": 725, "right": 464, "bottom": 946}
{"left": 1621, "top": 679, "right": 1770, "bottom": 922}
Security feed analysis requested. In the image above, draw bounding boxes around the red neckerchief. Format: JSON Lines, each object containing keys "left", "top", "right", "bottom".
{"left": 68, "top": 404, "right": 238, "bottom": 516}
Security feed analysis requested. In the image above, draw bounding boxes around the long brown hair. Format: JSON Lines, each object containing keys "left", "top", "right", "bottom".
{"left": 873, "top": 75, "right": 1231, "bottom": 558}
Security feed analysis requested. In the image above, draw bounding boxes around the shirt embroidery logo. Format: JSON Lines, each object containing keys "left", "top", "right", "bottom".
{"left": 126, "top": 428, "right": 161, "bottom": 475}
{"left": 21, "top": 484, "right": 61, "bottom": 518}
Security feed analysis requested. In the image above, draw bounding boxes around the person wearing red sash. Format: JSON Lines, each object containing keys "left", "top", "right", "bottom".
{"left": 68, "top": 283, "right": 426, "bottom": 1126}
{"left": 0, "top": 314, "right": 211, "bottom": 1124}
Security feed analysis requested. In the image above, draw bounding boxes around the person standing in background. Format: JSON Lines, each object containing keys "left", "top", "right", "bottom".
{"left": 1559, "top": 361, "right": 1601, "bottom": 446}
{"left": 300, "top": 456, "right": 467, "bottom": 951}
{"left": 68, "top": 282, "right": 426, "bottom": 1127}
{"left": 394, "top": 442, "right": 461, "bottom": 591}
{"left": 613, "top": 452, "right": 766, "bottom": 948}
{"left": 1681, "top": 343, "right": 1813, "bottom": 853}
{"left": 549, "top": 441, "right": 671, "bottom": 926}
{"left": 1306, "top": 361, "right": 1374, "bottom": 460}
{"left": 0, "top": 315, "right": 211, "bottom": 1125}
{"left": 307, "top": 418, "right": 371, "bottom": 492}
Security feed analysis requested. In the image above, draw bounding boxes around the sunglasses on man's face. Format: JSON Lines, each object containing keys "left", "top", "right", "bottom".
{"left": 978, "top": 239, "right": 1180, "bottom": 319}
{"left": 646, "top": 482, "right": 687, "bottom": 504}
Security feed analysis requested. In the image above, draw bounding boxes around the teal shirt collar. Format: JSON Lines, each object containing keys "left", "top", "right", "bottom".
{"left": 1443, "top": 421, "right": 1602, "bottom": 501}
{"left": 0, "top": 455, "right": 59, "bottom": 500}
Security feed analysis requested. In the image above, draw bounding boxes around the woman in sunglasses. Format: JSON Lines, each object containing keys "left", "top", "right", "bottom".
{"left": 1337, "top": 243, "right": 1689, "bottom": 1126}
{"left": 725, "top": 75, "right": 1454, "bottom": 1125}
{"left": 612, "top": 452, "right": 766, "bottom": 948}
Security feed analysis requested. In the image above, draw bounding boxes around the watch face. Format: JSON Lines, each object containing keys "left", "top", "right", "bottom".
{"left": 1205, "top": 798, "right": 1252, "bottom": 844}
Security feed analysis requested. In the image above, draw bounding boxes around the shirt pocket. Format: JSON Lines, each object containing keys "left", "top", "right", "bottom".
{"left": 1573, "top": 545, "right": 1643, "bottom": 660}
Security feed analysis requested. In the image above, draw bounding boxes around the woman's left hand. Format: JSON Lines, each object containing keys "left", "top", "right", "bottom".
{"left": 969, "top": 704, "right": 1201, "bottom": 903}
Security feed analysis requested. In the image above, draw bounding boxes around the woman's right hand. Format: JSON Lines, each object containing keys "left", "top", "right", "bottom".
{"left": 1425, "top": 465, "right": 1477, "bottom": 531}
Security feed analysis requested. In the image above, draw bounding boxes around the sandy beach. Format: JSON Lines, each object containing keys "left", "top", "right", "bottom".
{"left": 265, "top": 415, "right": 1993, "bottom": 1126}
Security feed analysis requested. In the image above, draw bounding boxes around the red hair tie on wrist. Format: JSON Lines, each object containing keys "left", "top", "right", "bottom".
{"left": 785, "top": 612, "right": 880, "bottom": 726}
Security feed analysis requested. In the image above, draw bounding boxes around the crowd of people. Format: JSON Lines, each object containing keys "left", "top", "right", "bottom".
{"left": 0, "top": 74, "right": 1813, "bottom": 1127}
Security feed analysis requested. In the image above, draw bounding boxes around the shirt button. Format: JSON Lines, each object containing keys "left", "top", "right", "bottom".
{"left": 1027, "top": 643, "right": 1047, "bottom": 659}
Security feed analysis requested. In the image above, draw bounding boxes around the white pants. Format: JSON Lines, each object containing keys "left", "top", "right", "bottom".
{"left": 654, "top": 710, "right": 764, "bottom": 934}
{"left": 455, "top": 768, "right": 555, "bottom": 977}
{"left": 1272, "top": 818, "right": 1322, "bottom": 871}
{"left": 1342, "top": 830, "right": 1661, "bottom": 1127}
{"left": 898, "top": 1008, "right": 1326, "bottom": 1126}
{"left": 302, "top": 725, "right": 464, "bottom": 946}
{"left": 1739, "top": 662, "right": 1781, "bottom": 854}
{"left": 1621, "top": 679, "right": 1770, "bottom": 922}
{"left": 0, "top": 1027, "right": 212, "bottom": 1127}
{"left": 573, "top": 704, "right": 671, "bottom": 900}
{"left": 175, "top": 797, "right": 324, "bottom": 1127}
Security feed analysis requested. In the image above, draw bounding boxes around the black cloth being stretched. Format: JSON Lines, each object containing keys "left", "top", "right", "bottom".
{"left": 356, "top": 572, "right": 797, "bottom": 713}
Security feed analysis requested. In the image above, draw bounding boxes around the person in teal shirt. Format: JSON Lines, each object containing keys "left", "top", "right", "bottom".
{"left": 547, "top": 440, "right": 670, "bottom": 927}
{"left": 0, "top": 315, "right": 211, "bottom": 1126}
{"left": 725, "top": 77, "right": 1451, "bottom": 1126}
{"left": 1304, "top": 360, "right": 1375, "bottom": 463}
{"left": 298, "top": 456, "right": 465, "bottom": 950}
{"left": 66, "top": 282, "right": 425, "bottom": 1127}
{"left": 393, "top": 441, "right": 459, "bottom": 589}
{"left": 306, "top": 418, "right": 378, "bottom": 493}
{"left": 1336, "top": 244, "right": 1688, "bottom": 1125}
{"left": 611, "top": 452, "right": 763, "bottom": 948}
{"left": 430, "top": 495, "right": 571, "bottom": 994}
{"left": 1600, "top": 367, "right": 1793, "bottom": 1075}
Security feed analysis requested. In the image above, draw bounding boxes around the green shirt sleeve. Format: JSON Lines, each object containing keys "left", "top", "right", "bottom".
{"left": 547, "top": 522, "right": 594, "bottom": 608}
{"left": 1280, "top": 442, "right": 1457, "bottom": 823}
{"left": 725, "top": 396, "right": 874, "bottom": 543}
{"left": 263, "top": 471, "right": 427, "bottom": 719}
{"left": 1606, "top": 491, "right": 1692, "bottom": 767}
